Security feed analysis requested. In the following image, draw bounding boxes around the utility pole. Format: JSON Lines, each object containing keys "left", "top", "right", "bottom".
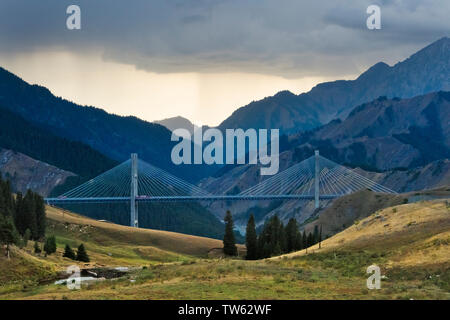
{"left": 130, "top": 153, "right": 138, "bottom": 228}
{"left": 314, "top": 150, "right": 320, "bottom": 209}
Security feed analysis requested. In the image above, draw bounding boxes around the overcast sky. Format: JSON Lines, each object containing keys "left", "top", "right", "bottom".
{"left": 0, "top": 0, "right": 448, "bottom": 125}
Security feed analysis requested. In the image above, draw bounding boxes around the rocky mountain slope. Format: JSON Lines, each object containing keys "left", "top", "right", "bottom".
{"left": 202, "top": 92, "right": 450, "bottom": 227}
{"left": 290, "top": 91, "right": 450, "bottom": 171}
{"left": 0, "top": 149, "right": 74, "bottom": 196}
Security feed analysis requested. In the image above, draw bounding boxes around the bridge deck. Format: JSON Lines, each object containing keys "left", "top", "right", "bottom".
{"left": 45, "top": 194, "right": 340, "bottom": 204}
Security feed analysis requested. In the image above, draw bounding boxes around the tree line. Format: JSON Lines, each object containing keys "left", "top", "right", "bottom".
{"left": 222, "top": 210, "right": 322, "bottom": 259}
{"left": 0, "top": 175, "right": 46, "bottom": 254}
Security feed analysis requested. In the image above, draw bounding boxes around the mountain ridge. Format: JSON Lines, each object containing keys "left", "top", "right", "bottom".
{"left": 0, "top": 67, "right": 206, "bottom": 182}
{"left": 218, "top": 37, "right": 450, "bottom": 134}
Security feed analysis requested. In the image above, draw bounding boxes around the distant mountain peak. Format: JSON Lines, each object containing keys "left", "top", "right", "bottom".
{"left": 155, "top": 116, "right": 199, "bottom": 135}
{"left": 356, "top": 61, "right": 391, "bottom": 81}
{"left": 274, "top": 90, "right": 296, "bottom": 98}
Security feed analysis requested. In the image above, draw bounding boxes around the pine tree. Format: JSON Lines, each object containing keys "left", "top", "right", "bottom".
{"left": 0, "top": 178, "right": 13, "bottom": 218}
{"left": 0, "top": 214, "right": 18, "bottom": 257}
{"left": 302, "top": 231, "right": 307, "bottom": 249}
{"left": 34, "top": 241, "right": 42, "bottom": 254}
{"left": 313, "top": 225, "right": 320, "bottom": 245}
{"left": 63, "top": 244, "right": 76, "bottom": 260}
{"left": 23, "top": 190, "right": 38, "bottom": 239}
{"left": 44, "top": 236, "right": 57, "bottom": 255}
{"left": 295, "top": 231, "right": 303, "bottom": 250}
{"left": 245, "top": 214, "right": 258, "bottom": 260}
{"left": 223, "top": 210, "right": 237, "bottom": 256}
{"left": 285, "top": 218, "right": 298, "bottom": 252}
{"left": 34, "top": 193, "right": 46, "bottom": 239}
{"left": 319, "top": 225, "right": 323, "bottom": 249}
{"left": 76, "top": 243, "right": 90, "bottom": 262}
{"left": 269, "top": 215, "right": 282, "bottom": 255}
{"left": 23, "top": 228, "right": 31, "bottom": 247}
{"left": 13, "top": 192, "right": 26, "bottom": 235}
{"left": 307, "top": 232, "right": 314, "bottom": 247}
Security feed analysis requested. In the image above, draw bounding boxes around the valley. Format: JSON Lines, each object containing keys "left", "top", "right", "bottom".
{"left": 0, "top": 36, "right": 449, "bottom": 302}
{"left": 0, "top": 198, "right": 448, "bottom": 300}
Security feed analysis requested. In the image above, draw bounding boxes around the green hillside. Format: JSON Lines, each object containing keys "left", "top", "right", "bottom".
{"left": 1, "top": 199, "right": 448, "bottom": 300}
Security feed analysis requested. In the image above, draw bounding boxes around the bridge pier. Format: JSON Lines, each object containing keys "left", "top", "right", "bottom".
{"left": 314, "top": 150, "right": 320, "bottom": 209}
{"left": 130, "top": 153, "right": 139, "bottom": 227}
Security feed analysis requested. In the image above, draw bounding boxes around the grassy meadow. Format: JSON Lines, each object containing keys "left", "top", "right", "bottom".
{"left": 0, "top": 200, "right": 449, "bottom": 300}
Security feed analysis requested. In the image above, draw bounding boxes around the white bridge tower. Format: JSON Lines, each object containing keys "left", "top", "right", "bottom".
{"left": 314, "top": 150, "right": 320, "bottom": 209}
{"left": 130, "top": 153, "right": 139, "bottom": 227}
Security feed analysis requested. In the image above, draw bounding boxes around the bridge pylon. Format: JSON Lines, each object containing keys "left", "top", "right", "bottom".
{"left": 130, "top": 153, "right": 138, "bottom": 227}
{"left": 314, "top": 150, "right": 320, "bottom": 209}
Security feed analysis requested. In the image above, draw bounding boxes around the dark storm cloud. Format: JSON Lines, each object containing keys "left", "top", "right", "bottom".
{"left": 0, "top": 0, "right": 448, "bottom": 77}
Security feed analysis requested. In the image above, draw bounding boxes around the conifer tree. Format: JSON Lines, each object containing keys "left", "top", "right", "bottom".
{"left": 285, "top": 218, "right": 298, "bottom": 252}
{"left": 0, "top": 215, "right": 18, "bottom": 258}
{"left": 34, "top": 241, "right": 41, "bottom": 254}
{"left": 313, "top": 225, "right": 320, "bottom": 245}
{"left": 295, "top": 231, "right": 303, "bottom": 250}
{"left": 245, "top": 214, "right": 258, "bottom": 260}
{"left": 307, "top": 232, "right": 314, "bottom": 247}
{"left": 63, "top": 244, "right": 76, "bottom": 260}
{"left": 23, "top": 228, "right": 31, "bottom": 247}
{"left": 23, "top": 190, "right": 38, "bottom": 239}
{"left": 319, "top": 225, "right": 323, "bottom": 249}
{"left": 44, "top": 236, "right": 57, "bottom": 255}
{"left": 13, "top": 192, "right": 26, "bottom": 235}
{"left": 223, "top": 210, "right": 237, "bottom": 256}
{"left": 76, "top": 243, "right": 90, "bottom": 262}
{"left": 302, "top": 231, "right": 307, "bottom": 249}
{"left": 34, "top": 193, "right": 46, "bottom": 239}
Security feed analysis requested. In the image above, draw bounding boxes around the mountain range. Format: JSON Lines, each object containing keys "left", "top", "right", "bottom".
{"left": 0, "top": 37, "right": 449, "bottom": 236}
{"left": 218, "top": 37, "right": 450, "bottom": 134}
{"left": 0, "top": 68, "right": 208, "bottom": 183}
{"left": 201, "top": 91, "right": 450, "bottom": 227}
{"left": 289, "top": 91, "right": 450, "bottom": 171}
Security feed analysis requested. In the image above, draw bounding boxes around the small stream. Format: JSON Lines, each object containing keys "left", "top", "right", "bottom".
{"left": 53, "top": 267, "right": 130, "bottom": 285}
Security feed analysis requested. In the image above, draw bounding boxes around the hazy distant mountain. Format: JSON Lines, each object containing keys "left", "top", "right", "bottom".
{"left": 155, "top": 116, "right": 199, "bottom": 135}
{"left": 0, "top": 68, "right": 207, "bottom": 182}
{"left": 218, "top": 37, "right": 450, "bottom": 134}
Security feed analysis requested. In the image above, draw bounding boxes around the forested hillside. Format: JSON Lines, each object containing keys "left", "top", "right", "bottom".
{"left": 0, "top": 176, "right": 46, "bottom": 250}
{"left": 0, "top": 105, "right": 117, "bottom": 178}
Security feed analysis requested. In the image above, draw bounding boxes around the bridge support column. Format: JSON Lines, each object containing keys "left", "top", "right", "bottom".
{"left": 314, "top": 150, "right": 320, "bottom": 209}
{"left": 130, "top": 153, "right": 139, "bottom": 228}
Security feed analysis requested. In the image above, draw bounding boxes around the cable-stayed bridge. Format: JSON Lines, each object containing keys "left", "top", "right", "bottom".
{"left": 45, "top": 151, "right": 396, "bottom": 227}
